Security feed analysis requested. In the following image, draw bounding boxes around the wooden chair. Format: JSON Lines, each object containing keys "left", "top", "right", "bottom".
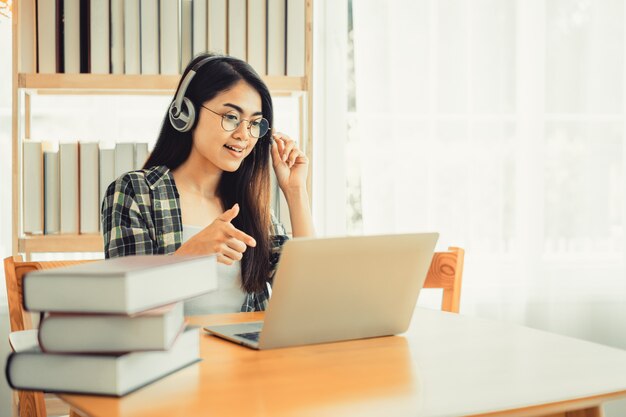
{"left": 4, "top": 256, "right": 93, "bottom": 417}
{"left": 423, "top": 247, "right": 465, "bottom": 313}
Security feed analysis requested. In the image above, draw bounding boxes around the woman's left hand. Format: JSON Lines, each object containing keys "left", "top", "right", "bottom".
{"left": 270, "top": 132, "right": 309, "bottom": 192}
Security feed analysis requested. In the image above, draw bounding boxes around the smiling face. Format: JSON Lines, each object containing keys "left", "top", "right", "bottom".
{"left": 190, "top": 80, "right": 263, "bottom": 173}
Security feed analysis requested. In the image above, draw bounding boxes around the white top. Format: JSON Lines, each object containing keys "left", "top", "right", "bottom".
{"left": 182, "top": 225, "right": 247, "bottom": 316}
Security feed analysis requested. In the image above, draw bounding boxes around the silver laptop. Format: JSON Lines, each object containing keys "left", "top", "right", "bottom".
{"left": 204, "top": 233, "right": 439, "bottom": 349}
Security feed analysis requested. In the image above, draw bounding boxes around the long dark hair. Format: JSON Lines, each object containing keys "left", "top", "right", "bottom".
{"left": 144, "top": 53, "right": 273, "bottom": 294}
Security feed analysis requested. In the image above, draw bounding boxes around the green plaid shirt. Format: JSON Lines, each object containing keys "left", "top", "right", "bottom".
{"left": 101, "top": 165, "right": 288, "bottom": 312}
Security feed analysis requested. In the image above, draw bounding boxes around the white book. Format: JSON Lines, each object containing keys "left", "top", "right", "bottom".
{"left": 99, "top": 147, "right": 116, "bottom": 203}
{"left": 227, "top": 0, "right": 246, "bottom": 60}
{"left": 208, "top": 0, "right": 227, "bottom": 54}
{"left": 134, "top": 142, "right": 150, "bottom": 170}
{"left": 286, "top": 0, "right": 305, "bottom": 76}
{"left": 43, "top": 143, "right": 60, "bottom": 235}
{"left": 160, "top": 0, "right": 181, "bottom": 74}
{"left": 39, "top": 303, "right": 185, "bottom": 353}
{"left": 79, "top": 142, "right": 100, "bottom": 234}
{"left": 23, "top": 255, "right": 218, "bottom": 313}
{"left": 110, "top": 0, "right": 125, "bottom": 74}
{"left": 19, "top": 0, "right": 37, "bottom": 73}
{"left": 37, "top": 0, "right": 57, "bottom": 73}
{"left": 192, "top": 0, "right": 208, "bottom": 56}
{"left": 267, "top": 0, "right": 286, "bottom": 75}
{"left": 181, "top": 0, "right": 193, "bottom": 71}
{"left": 247, "top": 0, "right": 266, "bottom": 75}
{"left": 114, "top": 142, "right": 135, "bottom": 178}
{"left": 63, "top": 0, "right": 81, "bottom": 74}
{"left": 6, "top": 327, "right": 200, "bottom": 396}
{"left": 124, "top": 0, "right": 141, "bottom": 74}
{"left": 23, "top": 141, "right": 44, "bottom": 234}
{"left": 59, "top": 142, "right": 80, "bottom": 234}
{"left": 140, "top": 0, "right": 159, "bottom": 74}
{"left": 90, "top": 0, "right": 111, "bottom": 73}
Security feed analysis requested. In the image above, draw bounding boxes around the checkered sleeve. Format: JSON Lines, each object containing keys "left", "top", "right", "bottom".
{"left": 101, "top": 174, "right": 156, "bottom": 258}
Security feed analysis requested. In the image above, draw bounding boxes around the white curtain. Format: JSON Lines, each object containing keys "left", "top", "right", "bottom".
{"left": 347, "top": 0, "right": 626, "bottom": 352}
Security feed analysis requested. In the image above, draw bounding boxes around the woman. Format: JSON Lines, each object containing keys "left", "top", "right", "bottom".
{"left": 101, "top": 53, "right": 314, "bottom": 313}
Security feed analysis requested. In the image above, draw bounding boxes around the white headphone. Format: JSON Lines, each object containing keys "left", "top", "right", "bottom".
{"left": 168, "top": 56, "right": 223, "bottom": 132}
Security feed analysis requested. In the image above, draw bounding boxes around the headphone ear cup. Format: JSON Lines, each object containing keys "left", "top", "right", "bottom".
{"left": 169, "top": 97, "right": 196, "bottom": 132}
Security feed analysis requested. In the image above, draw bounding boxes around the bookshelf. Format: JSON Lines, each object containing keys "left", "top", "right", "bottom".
{"left": 12, "top": 0, "right": 314, "bottom": 259}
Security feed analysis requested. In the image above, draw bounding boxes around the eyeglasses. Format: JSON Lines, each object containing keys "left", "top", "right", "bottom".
{"left": 202, "top": 105, "right": 271, "bottom": 139}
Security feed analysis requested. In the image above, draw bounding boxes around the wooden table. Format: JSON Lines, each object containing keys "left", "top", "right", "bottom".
{"left": 59, "top": 309, "right": 626, "bottom": 417}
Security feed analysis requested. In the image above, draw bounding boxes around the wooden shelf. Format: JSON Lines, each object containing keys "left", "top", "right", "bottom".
{"left": 18, "top": 234, "right": 104, "bottom": 253}
{"left": 18, "top": 73, "right": 307, "bottom": 93}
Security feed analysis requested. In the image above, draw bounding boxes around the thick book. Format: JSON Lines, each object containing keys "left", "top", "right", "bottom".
{"left": 247, "top": 0, "right": 266, "bottom": 75}
{"left": 6, "top": 326, "right": 200, "bottom": 397}
{"left": 90, "top": 0, "right": 110, "bottom": 73}
{"left": 19, "top": 0, "right": 37, "bottom": 73}
{"left": 23, "top": 255, "right": 218, "bottom": 313}
{"left": 124, "top": 0, "right": 141, "bottom": 74}
{"left": 160, "top": 0, "right": 181, "bottom": 74}
{"left": 59, "top": 142, "right": 80, "bottom": 234}
{"left": 286, "top": 0, "right": 306, "bottom": 76}
{"left": 140, "top": 0, "right": 159, "bottom": 74}
{"left": 64, "top": 0, "right": 81, "bottom": 74}
{"left": 38, "top": 303, "right": 185, "bottom": 353}
{"left": 43, "top": 142, "right": 60, "bottom": 235}
{"left": 37, "top": 0, "right": 57, "bottom": 73}
{"left": 192, "top": 0, "right": 208, "bottom": 56}
{"left": 267, "top": 0, "right": 286, "bottom": 76}
{"left": 227, "top": 0, "right": 246, "bottom": 60}
{"left": 181, "top": 0, "right": 193, "bottom": 72}
{"left": 79, "top": 142, "right": 100, "bottom": 233}
{"left": 114, "top": 142, "right": 135, "bottom": 178}
{"left": 23, "top": 141, "right": 44, "bottom": 234}
{"left": 208, "top": 0, "right": 227, "bottom": 54}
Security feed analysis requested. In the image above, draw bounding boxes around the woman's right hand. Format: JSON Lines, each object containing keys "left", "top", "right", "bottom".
{"left": 174, "top": 203, "right": 256, "bottom": 265}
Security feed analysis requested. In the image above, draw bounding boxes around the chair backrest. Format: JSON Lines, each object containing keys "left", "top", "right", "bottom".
{"left": 3, "top": 256, "right": 93, "bottom": 417}
{"left": 423, "top": 247, "right": 465, "bottom": 313}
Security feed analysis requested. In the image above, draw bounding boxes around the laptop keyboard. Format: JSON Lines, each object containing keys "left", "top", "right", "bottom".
{"left": 235, "top": 332, "right": 261, "bottom": 342}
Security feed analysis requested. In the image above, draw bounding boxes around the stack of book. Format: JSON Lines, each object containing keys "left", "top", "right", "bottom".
{"left": 5, "top": 255, "right": 217, "bottom": 397}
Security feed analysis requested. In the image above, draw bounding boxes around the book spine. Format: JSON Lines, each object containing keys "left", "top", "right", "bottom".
{"left": 59, "top": 142, "right": 80, "bottom": 234}
{"left": 134, "top": 142, "right": 149, "bottom": 170}
{"left": 140, "top": 0, "right": 160, "bottom": 74}
{"left": 247, "top": 0, "right": 266, "bottom": 75}
{"left": 64, "top": 0, "right": 81, "bottom": 74}
{"left": 208, "top": 0, "right": 227, "bottom": 54}
{"left": 44, "top": 148, "right": 61, "bottom": 235}
{"left": 124, "top": 0, "right": 141, "bottom": 74}
{"left": 267, "top": 0, "right": 285, "bottom": 76}
{"left": 89, "top": 0, "right": 110, "bottom": 73}
{"left": 99, "top": 148, "right": 116, "bottom": 203}
{"left": 23, "top": 141, "right": 44, "bottom": 234}
{"left": 110, "top": 0, "right": 125, "bottom": 74}
{"left": 286, "top": 0, "right": 305, "bottom": 76}
{"left": 160, "top": 0, "right": 181, "bottom": 74}
{"left": 114, "top": 143, "right": 135, "bottom": 178}
{"left": 181, "top": 0, "right": 193, "bottom": 71}
{"left": 79, "top": 142, "right": 100, "bottom": 233}
{"left": 37, "top": 0, "right": 57, "bottom": 73}
{"left": 227, "top": 0, "right": 246, "bottom": 61}
{"left": 192, "top": 0, "right": 208, "bottom": 56}
{"left": 19, "top": 0, "right": 37, "bottom": 73}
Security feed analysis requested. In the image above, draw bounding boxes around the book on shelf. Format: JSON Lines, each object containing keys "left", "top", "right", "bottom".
{"left": 247, "top": 0, "right": 266, "bottom": 75}
{"left": 134, "top": 142, "right": 150, "bottom": 170}
{"left": 160, "top": 0, "right": 181, "bottom": 74}
{"left": 140, "top": 0, "right": 160, "bottom": 75}
{"left": 38, "top": 303, "right": 185, "bottom": 353}
{"left": 79, "top": 142, "right": 100, "bottom": 233}
{"left": 208, "top": 0, "right": 227, "bottom": 54}
{"left": 6, "top": 326, "right": 200, "bottom": 397}
{"left": 228, "top": 0, "right": 247, "bottom": 61}
{"left": 19, "top": 0, "right": 36, "bottom": 73}
{"left": 64, "top": 0, "right": 81, "bottom": 74}
{"left": 90, "top": 0, "right": 110, "bottom": 74}
{"left": 181, "top": 0, "right": 193, "bottom": 72}
{"left": 267, "top": 0, "right": 286, "bottom": 76}
{"left": 23, "top": 255, "right": 217, "bottom": 313}
{"left": 110, "top": 0, "right": 125, "bottom": 74}
{"left": 59, "top": 142, "right": 80, "bottom": 234}
{"left": 124, "top": 0, "right": 141, "bottom": 75}
{"left": 37, "top": 0, "right": 58, "bottom": 73}
{"left": 192, "top": 0, "right": 208, "bottom": 57}
{"left": 23, "top": 141, "right": 43, "bottom": 235}
{"left": 286, "top": 0, "right": 306, "bottom": 77}
{"left": 43, "top": 142, "right": 60, "bottom": 235}
{"left": 114, "top": 142, "right": 135, "bottom": 178}
{"left": 99, "top": 147, "right": 116, "bottom": 202}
